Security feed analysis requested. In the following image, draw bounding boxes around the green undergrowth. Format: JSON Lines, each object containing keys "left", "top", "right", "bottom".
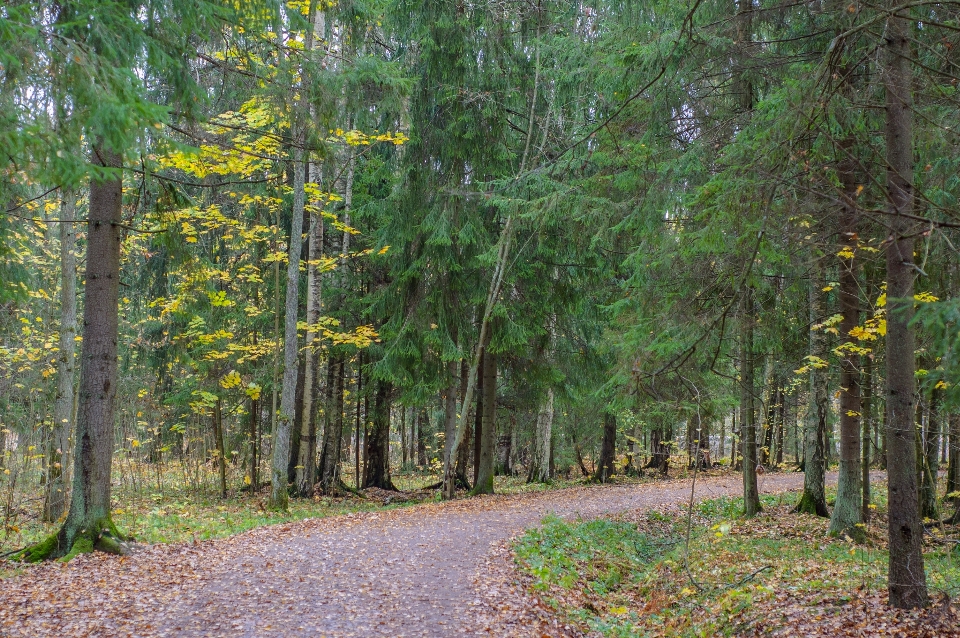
{"left": 514, "top": 488, "right": 960, "bottom": 637}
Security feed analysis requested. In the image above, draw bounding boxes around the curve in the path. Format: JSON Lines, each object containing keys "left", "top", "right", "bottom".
{"left": 0, "top": 472, "right": 827, "bottom": 637}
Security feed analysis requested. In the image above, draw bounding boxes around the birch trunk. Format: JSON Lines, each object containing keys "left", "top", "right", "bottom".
{"left": 44, "top": 189, "right": 77, "bottom": 522}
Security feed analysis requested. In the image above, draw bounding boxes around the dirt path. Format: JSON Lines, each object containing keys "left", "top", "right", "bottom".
{"left": 0, "top": 472, "right": 827, "bottom": 637}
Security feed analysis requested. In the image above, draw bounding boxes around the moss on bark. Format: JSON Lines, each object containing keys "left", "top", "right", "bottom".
{"left": 11, "top": 517, "right": 128, "bottom": 563}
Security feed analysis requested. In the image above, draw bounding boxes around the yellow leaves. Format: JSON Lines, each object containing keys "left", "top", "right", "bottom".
{"left": 875, "top": 293, "right": 886, "bottom": 308}
{"left": 244, "top": 383, "right": 262, "bottom": 401}
{"left": 794, "top": 355, "right": 828, "bottom": 376}
{"left": 914, "top": 291, "right": 939, "bottom": 303}
{"left": 220, "top": 370, "right": 242, "bottom": 389}
{"left": 836, "top": 247, "right": 855, "bottom": 259}
{"left": 208, "top": 290, "right": 235, "bottom": 308}
{"left": 377, "top": 245, "right": 391, "bottom": 255}
{"left": 610, "top": 606, "right": 629, "bottom": 615}
{"left": 935, "top": 380, "right": 951, "bottom": 390}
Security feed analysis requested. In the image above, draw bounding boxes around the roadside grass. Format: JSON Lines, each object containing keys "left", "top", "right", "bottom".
{"left": 513, "top": 485, "right": 960, "bottom": 637}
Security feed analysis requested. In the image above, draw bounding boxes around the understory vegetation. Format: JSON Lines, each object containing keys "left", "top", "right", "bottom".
{"left": 514, "top": 489, "right": 960, "bottom": 636}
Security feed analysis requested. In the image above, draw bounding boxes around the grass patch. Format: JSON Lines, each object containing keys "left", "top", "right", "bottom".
{"left": 513, "top": 487, "right": 960, "bottom": 637}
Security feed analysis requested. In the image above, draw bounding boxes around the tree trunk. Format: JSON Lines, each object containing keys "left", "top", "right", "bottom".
{"left": 862, "top": 355, "right": 873, "bottom": 521}
{"left": 473, "top": 351, "right": 484, "bottom": 486}
{"left": 593, "top": 412, "right": 617, "bottom": 483}
{"left": 918, "top": 390, "right": 939, "bottom": 520}
{"left": 296, "top": 192, "right": 324, "bottom": 496}
{"left": 442, "top": 217, "right": 515, "bottom": 499}
{"left": 20, "top": 145, "right": 126, "bottom": 561}
{"left": 796, "top": 261, "right": 829, "bottom": 517}
{"left": 495, "top": 423, "right": 512, "bottom": 476}
{"left": 44, "top": 189, "right": 77, "bottom": 523}
{"left": 527, "top": 388, "right": 554, "bottom": 483}
{"left": 270, "top": 142, "right": 306, "bottom": 510}
{"left": 417, "top": 409, "right": 428, "bottom": 467}
{"left": 948, "top": 414, "right": 960, "bottom": 502}
{"left": 741, "top": 287, "right": 761, "bottom": 516}
{"left": 213, "top": 398, "right": 227, "bottom": 498}
{"left": 830, "top": 147, "right": 863, "bottom": 540}
{"left": 645, "top": 424, "right": 670, "bottom": 476}
{"left": 884, "top": 6, "right": 927, "bottom": 608}
{"left": 472, "top": 348, "right": 496, "bottom": 495}
{"left": 317, "top": 354, "right": 344, "bottom": 493}
{"left": 249, "top": 395, "right": 259, "bottom": 490}
{"left": 363, "top": 381, "right": 395, "bottom": 490}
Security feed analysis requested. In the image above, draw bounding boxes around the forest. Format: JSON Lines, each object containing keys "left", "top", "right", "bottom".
{"left": 1, "top": 0, "right": 960, "bottom": 635}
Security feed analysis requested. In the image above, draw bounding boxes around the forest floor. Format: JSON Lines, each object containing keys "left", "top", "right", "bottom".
{"left": 0, "top": 471, "right": 817, "bottom": 637}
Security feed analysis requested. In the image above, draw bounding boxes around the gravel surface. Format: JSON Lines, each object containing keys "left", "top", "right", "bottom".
{"left": 0, "top": 472, "right": 825, "bottom": 637}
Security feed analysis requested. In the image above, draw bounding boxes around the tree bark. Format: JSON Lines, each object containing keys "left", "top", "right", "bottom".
{"left": 830, "top": 145, "right": 863, "bottom": 540}
{"left": 363, "top": 381, "right": 395, "bottom": 490}
{"left": 741, "top": 287, "right": 761, "bottom": 516}
{"left": 796, "top": 261, "right": 829, "bottom": 517}
{"left": 213, "top": 398, "right": 227, "bottom": 498}
{"left": 296, "top": 195, "right": 323, "bottom": 496}
{"left": 884, "top": 5, "right": 927, "bottom": 608}
{"left": 44, "top": 189, "right": 77, "bottom": 523}
{"left": 472, "top": 347, "right": 496, "bottom": 495}
{"left": 527, "top": 388, "right": 554, "bottom": 483}
{"left": 317, "top": 354, "right": 344, "bottom": 493}
{"left": 593, "top": 412, "right": 617, "bottom": 483}
{"left": 20, "top": 145, "right": 126, "bottom": 560}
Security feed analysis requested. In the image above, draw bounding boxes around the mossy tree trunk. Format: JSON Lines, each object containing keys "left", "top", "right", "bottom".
{"left": 20, "top": 145, "right": 126, "bottom": 561}
{"left": 829, "top": 140, "right": 863, "bottom": 541}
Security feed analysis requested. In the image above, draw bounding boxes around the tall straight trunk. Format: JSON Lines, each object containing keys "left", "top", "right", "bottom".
{"left": 443, "top": 360, "right": 458, "bottom": 481}
{"left": 287, "top": 356, "right": 307, "bottom": 484}
{"left": 455, "top": 360, "right": 472, "bottom": 487}
{"left": 741, "top": 287, "right": 761, "bottom": 516}
{"left": 473, "top": 351, "right": 484, "bottom": 486}
{"left": 918, "top": 389, "right": 939, "bottom": 520}
{"left": 527, "top": 388, "right": 554, "bottom": 483}
{"left": 862, "top": 355, "right": 873, "bottom": 521}
{"left": 730, "top": 410, "right": 743, "bottom": 471}
{"left": 775, "top": 388, "right": 785, "bottom": 466}
{"left": 296, "top": 175, "right": 324, "bottom": 496}
{"left": 363, "top": 382, "right": 395, "bottom": 490}
{"left": 593, "top": 412, "right": 617, "bottom": 483}
{"left": 21, "top": 144, "right": 126, "bottom": 561}
{"left": 884, "top": 6, "right": 927, "bottom": 608}
{"left": 213, "top": 398, "right": 227, "bottom": 498}
{"left": 317, "top": 354, "right": 343, "bottom": 493}
{"left": 400, "top": 405, "right": 408, "bottom": 468}
{"left": 355, "top": 354, "right": 363, "bottom": 488}
{"left": 249, "top": 395, "right": 259, "bottom": 489}
{"left": 270, "top": 134, "right": 306, "bottom": 511}
{"left": 830, "top": 148, "right": 863, "bottom": 540}
{"left": 495, "top": 417, "right": 512, "bottom": 476}
{"left": 473, "top": 348, "right": 497, "bottom": 494}
{"left": 717, "top": 414, "right": 725, "bottom": 460}
{"left": 417, "top": 409, "right": 428, "bottom": 467}
{"left": 44, "top": 190, "right": 77, "bottom": 523}
{"left": 269, "top": 1, "right": 319, "bottom": 511}
{"left": 796, "top": 261, "right": 829, "bottom": 516}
